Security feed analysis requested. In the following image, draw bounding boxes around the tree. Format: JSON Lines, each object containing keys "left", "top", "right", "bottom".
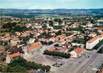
{"left": 0, "top": 63, "right": 7, "bottom": 72}
{"left": 55, "top": 30, "right": 62, "bottom": 35}
{"left": 44, "top": 50, "right": 71, "bottom": 58}
{"left": 8, "top": 57, "right": 27, "bottom": 68}
{"left": 7, "top": 57, "right": 51, "bottom": 72}
{"left": 41, "top": 65, "right": 51, "bottom": 72}
{"left": 49, "top": 21, "right": 53, "bottom": 26}
{"left": 7, "top": 65, "right": 27, "bottom": 73}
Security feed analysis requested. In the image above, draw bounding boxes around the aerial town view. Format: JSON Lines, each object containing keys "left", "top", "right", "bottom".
{"left": 0, "top": 0, "right": 103, "bottom": 73}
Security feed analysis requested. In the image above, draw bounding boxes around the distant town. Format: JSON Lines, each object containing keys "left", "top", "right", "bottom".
{"left": 0, "top": 9, "right": 103, "bottom": 73}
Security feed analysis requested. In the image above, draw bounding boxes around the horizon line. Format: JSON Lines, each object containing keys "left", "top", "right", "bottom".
{"left": 0, "top": 8, "right": 103, "bottom": 10}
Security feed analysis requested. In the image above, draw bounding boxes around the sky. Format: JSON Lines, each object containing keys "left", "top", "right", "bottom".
{"left": 0, "top": 0, "right": 103, "bottom": 9}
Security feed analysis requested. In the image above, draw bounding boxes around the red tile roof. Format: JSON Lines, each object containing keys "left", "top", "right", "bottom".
{"left": 9, "top": 52, "right": 21, "bottom": 59}
{"left": 74, "top": 47, "right": 85, "bottom": 55}
{"left": 28, "top": 42, "right": 42, "bottom": 51}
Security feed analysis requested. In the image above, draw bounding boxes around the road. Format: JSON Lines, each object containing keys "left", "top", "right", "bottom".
{"left": 75, "top": 52, "right": 98, "bottom": 73}
{"left": 76, "top": 45, "right": 103, "bottom": 73}
{"left": 53, "top": 45, "right": 103, "bottom": 73}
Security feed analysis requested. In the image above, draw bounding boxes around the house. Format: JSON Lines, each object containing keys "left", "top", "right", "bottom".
{"left": 27, "top": 38, "right": 35, "bottom": 44}
{"left": 48, "top": 47, "right": 55, "bottom": 52}
{"left": 70, "top": 47, "right": 85, "bottom": 58}
{"left": 10, "top": 37, "right": 20, "bottom": 47}
{"left": 21, "top": 31, "right": 30, "bottom": 37}
{"left": 27, "top": 42, "right": 42, "bottom": 52}
{"left": 10, "top": 40, "right": 19, "bottom": 47}
{"left": 15, "top": 32, "right": 21, "bottom": 36}
{"left": 71, "top": 43, "right": 84, "bottom": 48}
{"left": 54, "top": 22, "right": 59, "bottom": 26}
{"left": 9, "top": 52, "right": 22, "bottom": 59}
{"left": 48, "top": 45, "right": 68, "bottom": 53}
{"left": 34, "top": 23, "right": 42, "bottom": 29}
{"left": 6, "top": 52, "right": 22, "bottom": 63}
{"left": 25, "top": 23, "right": 32, "bottom": 28}
{"left": 56, "top": 34, "right": 66, "bottom": 44}
{"left": 95, "top": 19, "right": 103, "bottom": 30}
{"left": 49, "top": 37, "right": 55, "bottom": 42}
{"left": 0, "top": 46, "right": 6, "bottom": 62}
{"left": 88, "top": 33, "right": 97, "bottom": 38}
{"left": 86, "top": 22, "right": 93, "bottom": 28}
{"left": 0, "top": 46, "right": 5, "bottom": 54}
{"left": 71, "top": 22, "right": 80, "bottom": 28}
{"left": 86, "top": 34, "right": 103, "bottom": 49}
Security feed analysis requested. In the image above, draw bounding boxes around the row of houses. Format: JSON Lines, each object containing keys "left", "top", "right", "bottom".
{"left": 6, "top": 41, "right": 42, "bottom": 63}
{"left": 86, "top": 33, "right": 103, "bottom": 49}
